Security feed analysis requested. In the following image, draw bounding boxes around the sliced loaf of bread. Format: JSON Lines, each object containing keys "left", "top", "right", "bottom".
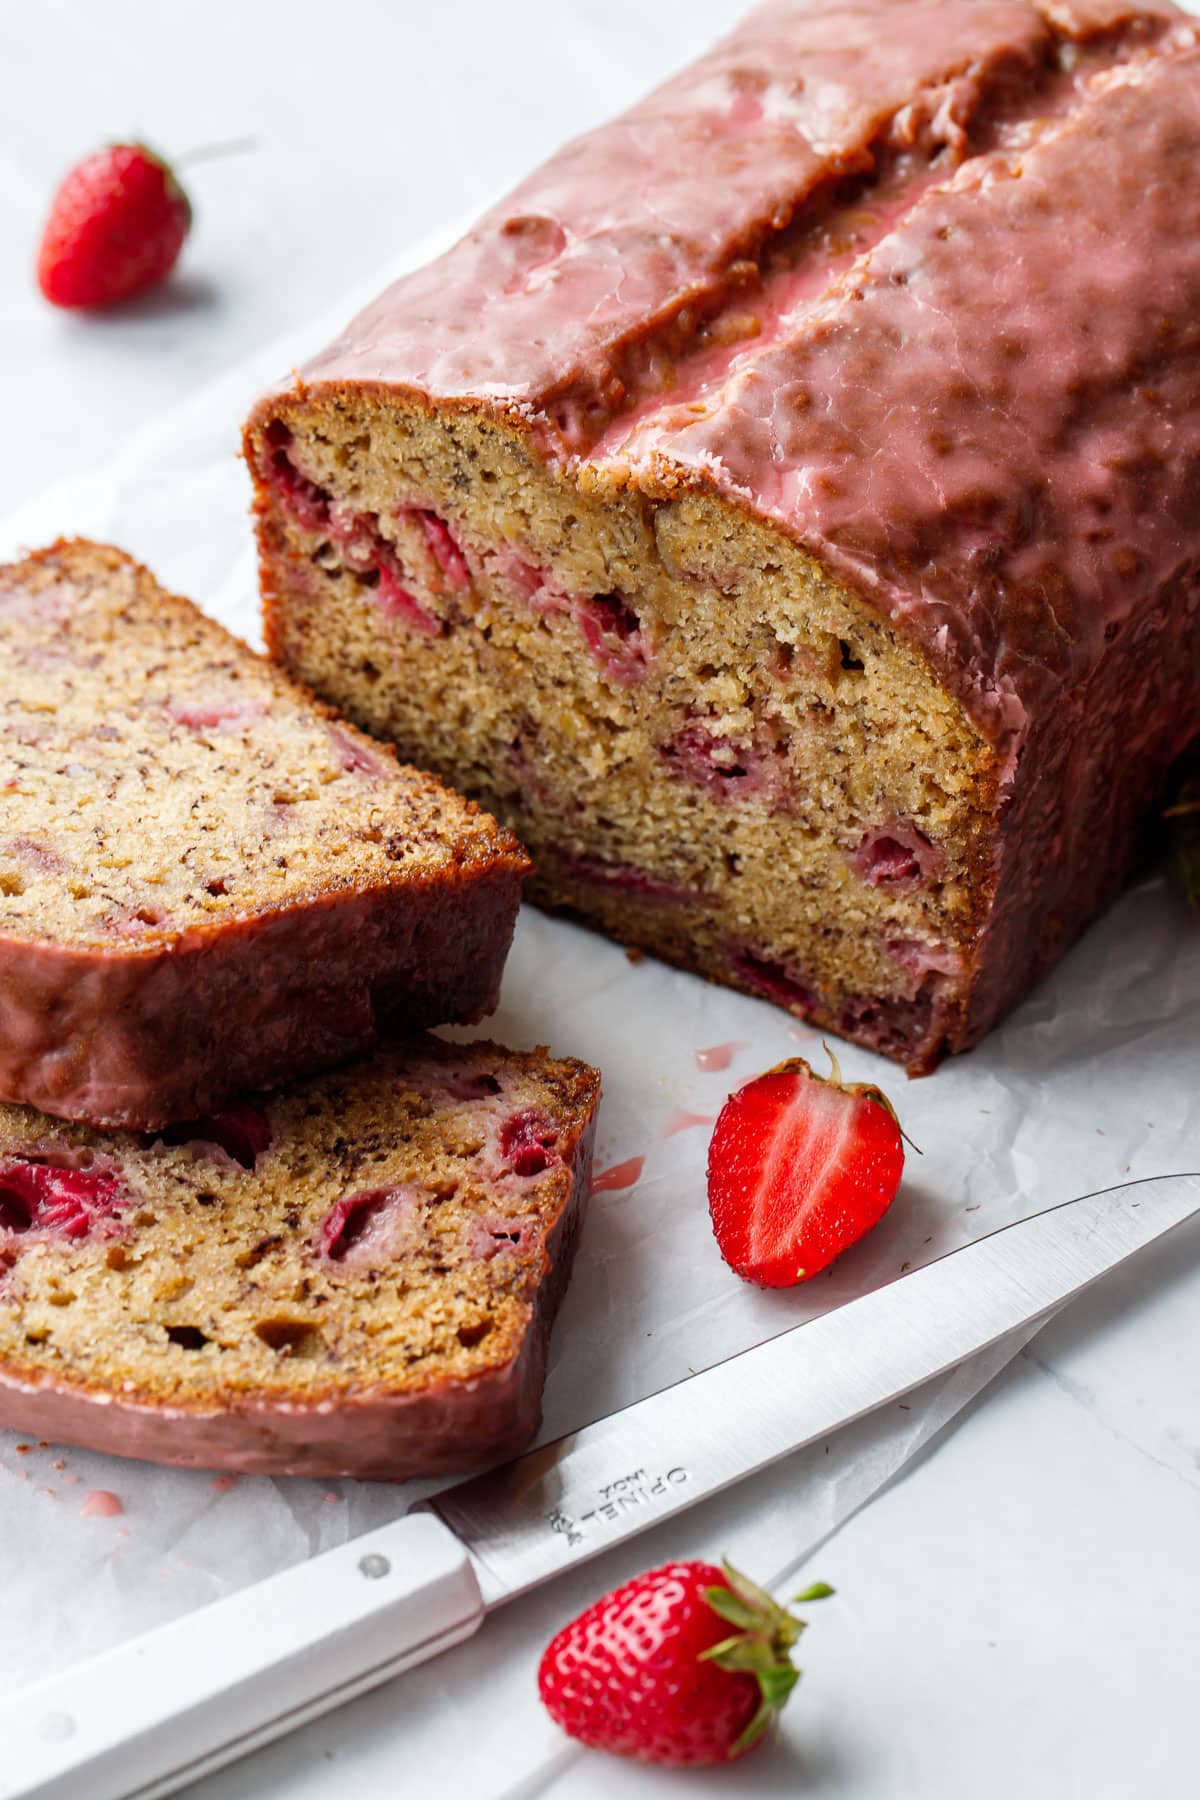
{"left": 245, "top": 3, "right": 1200, "bottom": 1072}
{"left": 0, "top": 1034, "right": 599, "bottom": 1480}
{"left": 0, "top": 540, "right": 530, "bottom": 1129}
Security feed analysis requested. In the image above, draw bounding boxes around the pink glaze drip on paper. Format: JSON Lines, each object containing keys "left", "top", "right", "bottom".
{"left": 591, "top": 1155, "right": 646, "bottom": 1194}
{"left": 660, "top": 1109, "right": 716, "bottom": 1139}
{"left": 695, "top": 1041, "right": 747, "bottom": 1073}
{"left": 80, "top": 1489, "right": 123, "bottom": 1518}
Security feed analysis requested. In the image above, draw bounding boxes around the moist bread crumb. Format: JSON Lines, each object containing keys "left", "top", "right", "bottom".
{"left": 0, "top": 1035, "right": 600, "bottom": 1481}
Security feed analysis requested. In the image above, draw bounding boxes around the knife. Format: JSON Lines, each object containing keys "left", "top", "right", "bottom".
{"left": 4, "top": 1171, "right": 1198, "bottom": 1800}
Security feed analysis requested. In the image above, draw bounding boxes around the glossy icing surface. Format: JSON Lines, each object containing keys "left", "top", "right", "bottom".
{"left": 0, "top": 869, "right": 524, "bottom": 1131}
{"left": 644, "top": 44, "right": 1200, "bottom": 766}
{"left": 290, "top": 0, "right": 1199, "bottom": 769}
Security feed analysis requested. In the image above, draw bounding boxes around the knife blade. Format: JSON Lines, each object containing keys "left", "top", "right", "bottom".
{"left": 4, "top": 1172, "right": 1198, "bottom": 1800}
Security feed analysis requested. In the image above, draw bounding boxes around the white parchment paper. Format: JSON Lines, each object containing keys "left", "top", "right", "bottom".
{"left": 0, "top": 235, "right": 1196, "bottom": 1751}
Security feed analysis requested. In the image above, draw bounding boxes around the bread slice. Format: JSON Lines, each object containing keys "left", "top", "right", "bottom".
{"left": 0, "top": 540, "right": 529, "bottom": 1129}
{"left": 0, "top": 1034, "right": 599, "bottom": 1480}
{"left": 244, "top": 1, "right": 1200, "bottom": 1073}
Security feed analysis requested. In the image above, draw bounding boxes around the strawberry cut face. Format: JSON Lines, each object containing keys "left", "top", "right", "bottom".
{"left": 707, "top": 1057, "right": 904, "bottom": 1287}
{"left": 575, "top": 592, "right": 648, "bottom": 684}
{"left": 0, "top": 1159, "right": 126, "bottom": 1242}
{"left": 317, "top": 1185, "right": 423, "bottom": 1268}
{"left": 263, "top": 433, "right": 445, "bottom": 637}
{"left": 407, "top": 508, "right": 471, "bottom": 592}
{"left": 498, "top": 1110, "right": 561, "bottom": 1179}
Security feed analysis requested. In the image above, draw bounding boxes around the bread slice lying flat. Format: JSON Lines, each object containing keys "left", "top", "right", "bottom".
{"left": 0, "top": 540, "right": 530, "bottom": 1129}
{"left": 0, "top": 1034, "right": 599, "bottom": 1481}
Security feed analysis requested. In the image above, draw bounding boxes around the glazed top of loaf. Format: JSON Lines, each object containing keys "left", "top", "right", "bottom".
{"left": 277, "top": 0, "right": 1200, "bottom": 766}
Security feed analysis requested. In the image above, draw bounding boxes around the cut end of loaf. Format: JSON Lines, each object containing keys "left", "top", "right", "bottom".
{"left": 245, "top": 397, "right": 999, "bottom": 1073}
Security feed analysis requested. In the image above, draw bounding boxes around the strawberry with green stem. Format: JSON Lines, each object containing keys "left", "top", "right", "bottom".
{"left": 538, "top": 1557, "right": 833, "bottom": 1767}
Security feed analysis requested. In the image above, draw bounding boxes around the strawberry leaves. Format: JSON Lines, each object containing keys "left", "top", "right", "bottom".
{"left": 701, "top": 1560, "right": 834, "bottom": 1753}
{"left": 538, "top": 1557, "right": 831, "bottom": 1766}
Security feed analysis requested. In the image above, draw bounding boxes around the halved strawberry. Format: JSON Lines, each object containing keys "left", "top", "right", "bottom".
{"left": 707, "top": 1051, "right": 906, "bottom": 1287}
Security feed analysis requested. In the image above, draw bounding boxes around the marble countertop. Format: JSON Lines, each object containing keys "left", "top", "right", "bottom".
{"left": 2, "top": 3, "right": 1197, "bottom": 1795}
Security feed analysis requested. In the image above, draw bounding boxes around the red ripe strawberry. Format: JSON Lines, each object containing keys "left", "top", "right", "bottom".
{"left": 708, "top": 1050, "right": 906, "bottom": 1287}
{"left": 37, "top": 144, "right": 191, "bottom": 309}
{"left": 538, "top": 1558, "right": 832, "bottom": 1767}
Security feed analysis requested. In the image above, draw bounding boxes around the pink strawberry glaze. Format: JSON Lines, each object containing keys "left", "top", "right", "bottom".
{"left": 80, "top": 1489, "right": 123, "bottom": 1518}
{"left": 0, "top": 866, "right": 524, "bottom": 1132}
{"left": 660, "top": 1109, "right": 716, "bottom": 1138}
{"left": 0, "top": 1159, "right": 125, "bottom": 1241}
{"left": 851, "top": 825, "right": 944, "bottom": 889}
{"left": 160, "top": 1104, "right": 272, "bottom": 1171}
{"left": 695, "top": 1041, "right": 747, "bottom": 1073}
{"left": 591, "top": 1155, "right": 645, "bottom": 1194}
{"left": 252, "top": 5, "right": 1200, "bottom": 1080}
{"left": 319, "top": 1184, "right": 424, "bottom": 1267}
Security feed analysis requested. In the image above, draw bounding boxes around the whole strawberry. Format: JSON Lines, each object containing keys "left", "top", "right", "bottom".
{"left": 537, "top": 1558, "right": 832, "bottom": 1767}
{"left": 708, "top": 1050, "right": 906, "bottom": 1286}
{"left": 37, "top": 144, "right": 191, "bottom": 309}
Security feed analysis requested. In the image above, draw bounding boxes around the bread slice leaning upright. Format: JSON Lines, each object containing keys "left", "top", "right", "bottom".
{"left": 0, "top": 540, "right": 530, "bottom": 1129}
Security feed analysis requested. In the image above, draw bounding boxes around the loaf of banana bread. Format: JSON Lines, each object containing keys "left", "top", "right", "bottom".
{"left": 245, "top": 0, "right": 1200, "bottom": 1072}
{"left": 0, "top": 1035, "right": 599, "bottom": 1480}
{"left": 0, "top": 541, "right": 528, "bottom": 1127}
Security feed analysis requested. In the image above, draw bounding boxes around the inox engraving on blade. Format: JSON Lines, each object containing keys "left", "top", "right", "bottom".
{"left": 431, "top": 1176, "right": 1200, "bottom": 1607}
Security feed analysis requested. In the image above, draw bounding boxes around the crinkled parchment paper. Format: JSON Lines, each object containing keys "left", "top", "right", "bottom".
{"left": 0, "top": 239, "right": 1196, "bottom": 1796}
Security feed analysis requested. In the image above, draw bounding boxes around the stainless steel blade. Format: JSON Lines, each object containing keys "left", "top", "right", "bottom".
{"left": 431, "top": 1173, "right": 1200, "bottom": 1606}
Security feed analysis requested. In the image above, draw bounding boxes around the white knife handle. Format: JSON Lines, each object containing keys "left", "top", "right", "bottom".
{"left": 0, "top": 1511, "right": 483, "bottom": 1800}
